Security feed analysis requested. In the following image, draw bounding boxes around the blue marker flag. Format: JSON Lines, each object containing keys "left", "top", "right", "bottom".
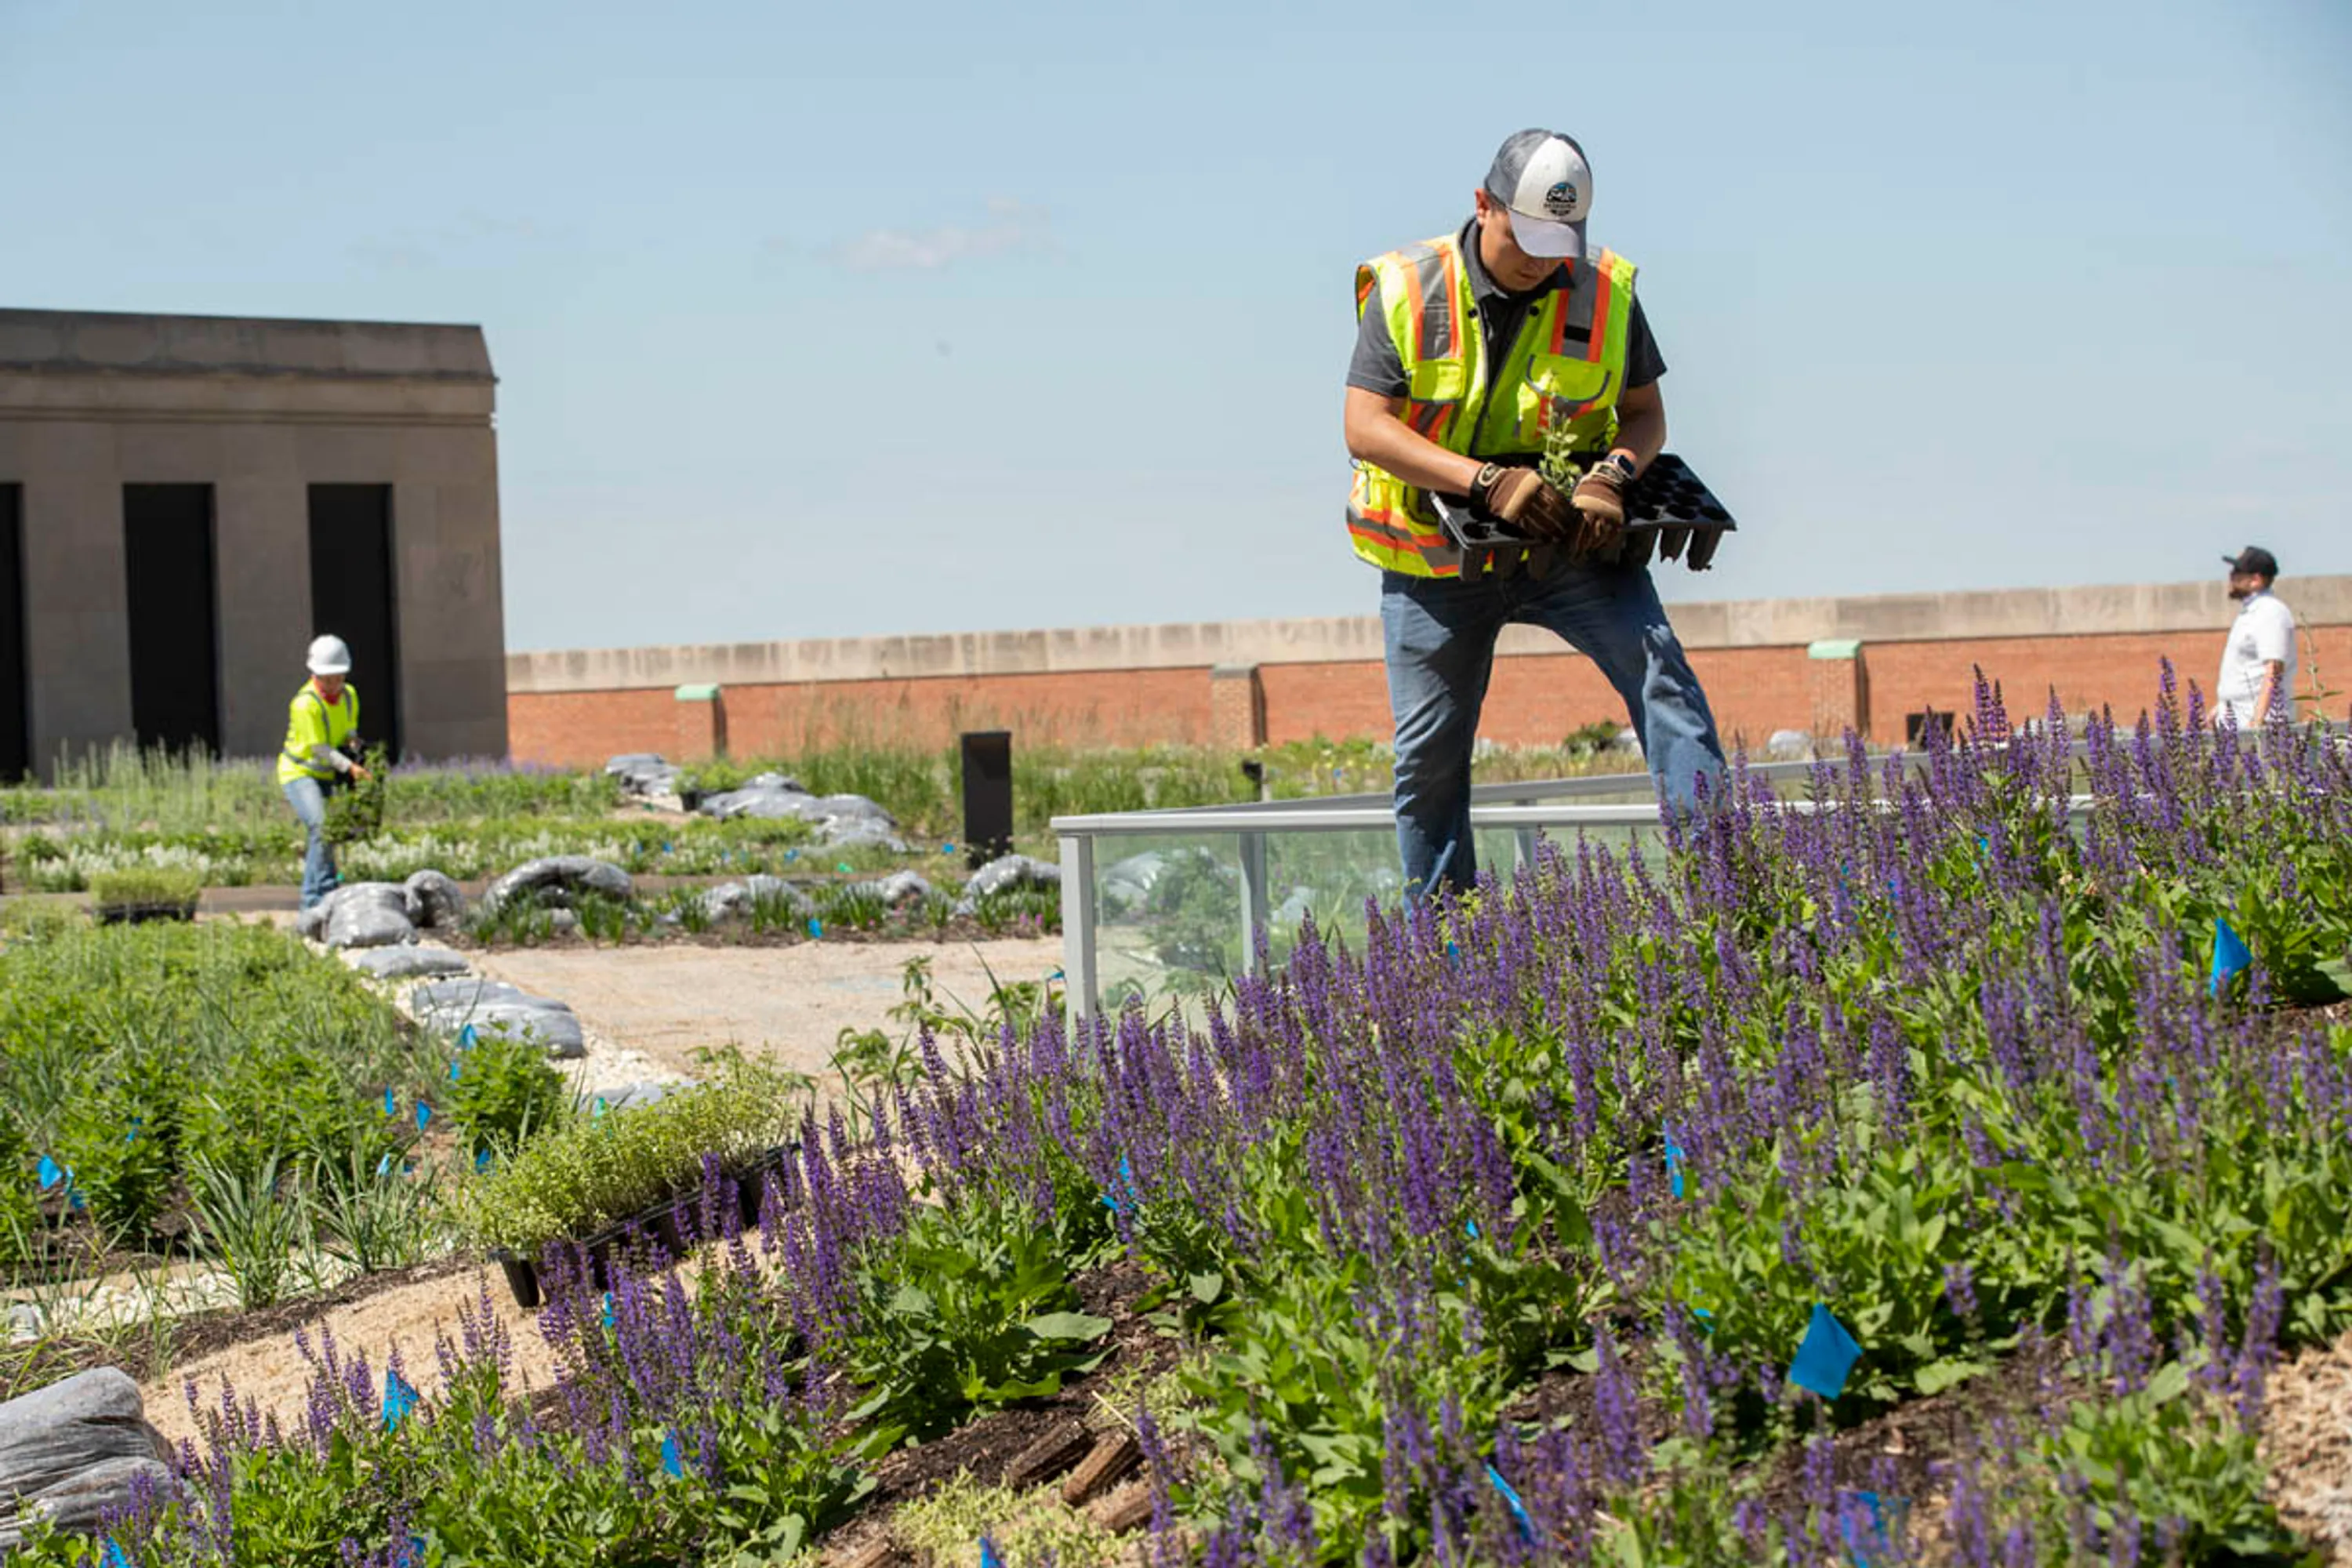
{"left": 104, "top": 1537, "right": 132, "bottom": 1568}
{"left": 457, "top": 1024, "right": 478, "bottom": 1051}
{"left": 474, "top": 1148, "right": 493, "bottom": 1173}
{"left": 942, "top": 842, "right": 956, "bottom": 854}
{"left": 1788, "top": 1303, "right": 1863, "bottom": 1400}
{"left": 1485, "top": 1463, "right": 1534, "bottom": 1543}
{"left": 807, "top": 919, "right": 823, "bottom": 940}
{"left": 449, "top": 1059, "right": 462, "bottom": 1081}
{"left": 979, "top": 1537, "right": 1006, "bottom": 1568}
{"left": 383, "top": 1369, "right": 420, "bottom": 1429}
{"left": 1840, "top": 1489, "right": 1894, "bottom": 1566}
{"left": 36, "top": 1155, "right": 61, "bottom": 1191}
{"left": 2211, "top": 916, "right": 2253, "bottom": 996}
{"left": 415, "top": 1102, "right": 432, "bottom": 1132}
{"left": 1664, "top": 1134, "right": 1687, "bottom": 1200}
{"left": 377, "top": 1153, "right": 394, "bottom": 1178}
{"left": 601, "top": 1291, "right": 615, "bottom": 1330}
{"left": 1102, "top": 1154, "right": 1138, "bottom": 1213}
{"left": 383, "top": 1088, "right": 397, "bottom": 1117}
{"left": 660, "top": 1430, "right": 684, "bottom": 1478}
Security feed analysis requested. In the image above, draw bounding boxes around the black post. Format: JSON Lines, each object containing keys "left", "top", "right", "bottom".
{"left": 959, "top": 730, "right": 1014, "bottom": 869}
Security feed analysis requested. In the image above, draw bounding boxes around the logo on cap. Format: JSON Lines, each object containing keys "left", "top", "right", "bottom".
{"left": 1543, "top": 180, "right": 1582, "bottom": 220}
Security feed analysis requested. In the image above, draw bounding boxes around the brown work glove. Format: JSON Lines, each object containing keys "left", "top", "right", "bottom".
{"left": 1568, "top": 461, "right": 1631, "bottom": 559}
{"left": 1469, "top": 463, "right": 1576, "bottom": 544}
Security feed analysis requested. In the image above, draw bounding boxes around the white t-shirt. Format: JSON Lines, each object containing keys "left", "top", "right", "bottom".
{"left": 2217, "top": 590, "right": 2297, "bottom": 728}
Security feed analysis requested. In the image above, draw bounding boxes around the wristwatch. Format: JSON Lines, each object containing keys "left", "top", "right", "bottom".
{"left": 1601, "top": 452, "right": 1639, "bottom": 483}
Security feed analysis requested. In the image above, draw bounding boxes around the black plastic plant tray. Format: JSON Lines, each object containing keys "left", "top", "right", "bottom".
{"left": 1431, "top": 452, "right": 1735, "bottom": 564}
{"left": 94, "top": 901, "right": 199, "bottom": 926}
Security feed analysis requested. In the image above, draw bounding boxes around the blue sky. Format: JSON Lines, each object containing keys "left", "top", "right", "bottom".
{"left": 2, "top": 0, "right": 2346, "bottom": 652}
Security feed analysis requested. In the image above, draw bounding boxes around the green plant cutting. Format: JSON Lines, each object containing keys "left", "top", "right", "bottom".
{"left": 323, "top": 744, "right": 391, "bottom": 844}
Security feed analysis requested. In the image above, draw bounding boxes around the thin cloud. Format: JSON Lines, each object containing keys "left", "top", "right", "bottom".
{"left": 822, "top": 198, "right": 1052, "bottom": 273}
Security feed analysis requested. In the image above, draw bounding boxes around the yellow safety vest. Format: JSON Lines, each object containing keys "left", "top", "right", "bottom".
{"left": 277, "top": 681, "right": 360, "bottom": 786}
{"left": 1347, "top": 232, "right": 1639, "bottom": 577}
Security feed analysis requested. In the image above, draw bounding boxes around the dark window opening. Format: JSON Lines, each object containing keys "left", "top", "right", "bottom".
{"left": 0, "top": 485, "right": 27, "bottom": 781}
{"left": 122, "top": 484, "right": 221, "bottom": 757}
{"left": 307, "top": 485, "right": 401, "bottom": 759}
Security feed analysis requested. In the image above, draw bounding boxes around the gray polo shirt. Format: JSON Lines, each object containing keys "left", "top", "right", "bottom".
{"left": 1347, "top": 218, "right": 1664, "bottom": 450}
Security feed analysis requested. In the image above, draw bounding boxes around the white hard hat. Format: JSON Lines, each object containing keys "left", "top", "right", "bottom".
{"left": 306, "top": 634, "right": 353, "bottom": 676}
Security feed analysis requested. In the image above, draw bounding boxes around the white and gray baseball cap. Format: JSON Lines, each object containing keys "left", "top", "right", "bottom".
{"left": 1483, "top": 129, "right": 1593, "bottom": 260}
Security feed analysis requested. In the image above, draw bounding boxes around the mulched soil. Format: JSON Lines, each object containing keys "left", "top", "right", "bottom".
{"left": 2, "top": 1258, "right": 473, "bottom": 1403}
{"left": 0, "top": 1260, "right": 477, "bottom": 1401}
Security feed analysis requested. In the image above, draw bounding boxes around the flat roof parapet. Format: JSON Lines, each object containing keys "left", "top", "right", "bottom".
{"left": 0, "top": 308, "right": 494, "bottom": 383}
{"left": 509, "top": 573, "right": 2352, "bottom": 694}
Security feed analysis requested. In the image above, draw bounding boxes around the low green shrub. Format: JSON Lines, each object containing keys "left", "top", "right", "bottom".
{"left": 0, "top": 1108, "right": 38, "bottom": 1261}
{"left": 456, "top": 1062, "right": 799, "bottom": 1257}
{"left": 845, "top": 1193, "right": 1112, "bottom": 1447}
{"left": 443, "top": 1029, "right": 571, "bottom": 1157}
{"left": 183, "top": 1039, "right": 399, "bottom": 1185}
{"left": 1, "top": 920, "right": 433, "bottom": 1247}
{"left": 85, "top": 866, "right": 205, "bottom": 909}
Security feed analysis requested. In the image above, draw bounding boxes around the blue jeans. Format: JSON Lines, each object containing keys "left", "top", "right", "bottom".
{"left": 1382, "top": 558, "right": 1725, "bottom": 898}
{"left": 284, "top": 777, "right": 339, "bottom": 911}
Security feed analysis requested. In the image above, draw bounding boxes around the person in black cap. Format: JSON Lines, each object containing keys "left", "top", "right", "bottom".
{"left": 2217, "top": 546, "right": 2296, "bottom": 729}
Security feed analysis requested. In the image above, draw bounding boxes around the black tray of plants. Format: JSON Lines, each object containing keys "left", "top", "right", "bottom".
{"left": 1432, "top": 451, "right": 1736, "bottom": 568}
{"left": 491, "top": 1144, "right": 795, "bottom": 1309}
{"left": 93, "top": 900, "right": 200, "bottom": 926}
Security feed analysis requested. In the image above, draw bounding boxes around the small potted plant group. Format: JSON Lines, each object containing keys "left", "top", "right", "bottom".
{"left": 88, "top": 866, "right": 203, "bottom": 925}
{"left": 457, "top": 1068, "right": 800, "bottom": 1308}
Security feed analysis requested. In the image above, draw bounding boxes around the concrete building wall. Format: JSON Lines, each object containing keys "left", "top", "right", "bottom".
{"left": 506, "top": 575, "right": 2352, "bottom": 768}
{"left": 0, "top": 310, "right": 506, "bottom": 771}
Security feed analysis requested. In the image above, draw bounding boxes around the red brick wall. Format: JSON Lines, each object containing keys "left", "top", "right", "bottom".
{"left": 510, "top": 670, "right": 1212, "bottom": 769}
{"left": 1861, "top": 627, "right": 2352, "bottom": 736}
{"left": 508, "top": 625, "right": 2352, "bottom": 767}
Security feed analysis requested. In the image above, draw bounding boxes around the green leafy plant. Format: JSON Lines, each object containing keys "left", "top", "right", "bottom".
{"left": 183, "top": 1039, "right": 394, "bottom": 1184}
{"left": 846, "top": 1196, "right": 1112, "bottom": 1447}
{"left": 444, "top": 1029, "right": 571, "bottom": 1156}
{"left": 53, "top": 1061, "right": 180, "bottom": 1243}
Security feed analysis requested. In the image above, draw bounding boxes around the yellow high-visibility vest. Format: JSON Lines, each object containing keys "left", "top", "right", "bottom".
{"left": 1347, "top": 231, "right": 1638, "bottom": 577}
{"left": 277, "top": 681, "right": 360, "bottom": 786}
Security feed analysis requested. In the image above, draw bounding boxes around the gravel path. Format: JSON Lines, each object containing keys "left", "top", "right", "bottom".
{"left": 466, "top": 936, "right": 1062, "bottom": 1087}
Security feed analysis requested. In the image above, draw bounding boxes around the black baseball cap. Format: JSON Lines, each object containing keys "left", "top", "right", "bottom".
{"left": 2223, "top": 546, "right": 2279, "bottom": 578}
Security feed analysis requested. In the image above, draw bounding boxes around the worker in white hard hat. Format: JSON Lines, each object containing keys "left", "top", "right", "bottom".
{"left": 278, "top": 634, "right": 370, "bottom": 911}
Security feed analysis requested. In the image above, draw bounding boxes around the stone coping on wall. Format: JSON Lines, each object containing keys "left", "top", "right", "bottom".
{"left": 509, "top": 574, "right": 2352, "bottom": 695}
{"left": 0, "top": 310, "right": 494, "bottom": 383}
